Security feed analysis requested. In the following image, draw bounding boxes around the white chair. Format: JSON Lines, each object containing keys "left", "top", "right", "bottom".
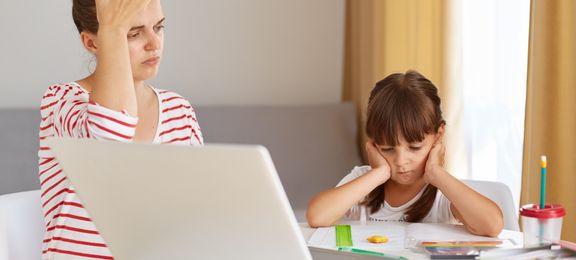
{"left": 0, "top": 190, "right": 44, "bottom": 260}
{"left": 462, "top": 180, "right": 520, "bottom": 231}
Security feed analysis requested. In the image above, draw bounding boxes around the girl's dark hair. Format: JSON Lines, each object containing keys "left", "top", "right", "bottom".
{"left": 72, "top": 0, "right": 98, "bottom": 34}
{"left": 362, "top": 70, "right": 445, "bottom": 222}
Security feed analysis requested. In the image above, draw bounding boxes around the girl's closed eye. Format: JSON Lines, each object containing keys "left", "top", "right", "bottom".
{"left": 379, "top": 147, "right": 394, "bottom": 153}
{"left": 409, "top": 146, "right": 423, "bottom": 151}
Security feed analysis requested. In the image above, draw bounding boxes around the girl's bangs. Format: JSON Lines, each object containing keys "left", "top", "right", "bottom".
{"left": 368, "top": 90, "right": 437, "bottom": 146}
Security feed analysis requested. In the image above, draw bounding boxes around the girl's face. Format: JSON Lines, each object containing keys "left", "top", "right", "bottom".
{"left": 376, "top": 132, "right": 440, "bottom": 185}
{"left": 126, "top": 0, "right": 165, "bottom": 82}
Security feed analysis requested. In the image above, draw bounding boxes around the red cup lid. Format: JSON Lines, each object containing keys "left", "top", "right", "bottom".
{"left": 520, "top": 204, "right": 566, "bottom": 219}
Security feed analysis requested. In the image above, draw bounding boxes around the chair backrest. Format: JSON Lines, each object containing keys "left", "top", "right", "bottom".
{"left": 461, "top": 180, "right": 520, "bottom": 231}
{"left": 0, "top": 190, "right": 44, "bottom": 260}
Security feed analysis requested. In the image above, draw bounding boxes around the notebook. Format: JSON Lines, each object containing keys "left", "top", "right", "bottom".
{"left": 45, "top": 137, "right": 312, "bottom": 260}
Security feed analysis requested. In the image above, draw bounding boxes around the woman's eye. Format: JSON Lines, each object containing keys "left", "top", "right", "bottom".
{"left": 128, "top": 32, "right": 140, "bottom": 39}
{"left": 410, "top": 146, "right": 422, "bottom": 151}
{"left": 154, "top": 25, "right": 165, "bottom": 32}
{"left": 380, "top": 148, "right": 393, "bottom": 153}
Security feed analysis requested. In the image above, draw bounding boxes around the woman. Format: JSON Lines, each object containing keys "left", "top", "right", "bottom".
{"left": 38, "top": 0, "right": 202, "bottom": 258}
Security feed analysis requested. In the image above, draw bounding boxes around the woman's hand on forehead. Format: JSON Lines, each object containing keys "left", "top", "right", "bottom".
{"left": 95, "top": 0, "right": 153, "bottom": 32}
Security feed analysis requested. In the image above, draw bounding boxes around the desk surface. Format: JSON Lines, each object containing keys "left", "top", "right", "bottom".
{"left": 299, "top": 222, "right": 524, "bottom": 260}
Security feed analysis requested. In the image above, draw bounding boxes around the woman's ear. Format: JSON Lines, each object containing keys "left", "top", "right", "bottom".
{"left": 80, "top": 31, "right": 98, "bottom": 54}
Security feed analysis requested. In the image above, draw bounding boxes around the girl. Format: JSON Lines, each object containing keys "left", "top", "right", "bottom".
{"left": 38, "top": 0, "right": 203, "bottom": 258}
{"left": 306, "top": 70, "right": 503, "bottom": 237}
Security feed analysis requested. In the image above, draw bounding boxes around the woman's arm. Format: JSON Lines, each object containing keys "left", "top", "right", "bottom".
{"left": 306, "top": 141, "right": 390, "bottom": 227}
{"left": 90, "top": 0, "right": 152, "bottom": 116}
{"left": 425, "top": 144, "right": 504, "bottom": 237}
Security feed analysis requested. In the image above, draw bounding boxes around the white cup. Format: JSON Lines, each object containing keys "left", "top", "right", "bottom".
{"left": 519, "top": 203, "right": 565, "bottom": 246}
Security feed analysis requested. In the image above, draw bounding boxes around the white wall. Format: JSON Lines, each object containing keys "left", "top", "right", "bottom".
{"left": 0, "top": 0, "right": 345, "bottom": 108}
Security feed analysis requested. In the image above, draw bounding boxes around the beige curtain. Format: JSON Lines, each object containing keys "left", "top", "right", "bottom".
{"left": 522, "top": 0, "right": 576, "bottom": 242}
{"left": 343, "top": 0, "right": 467, "bottom": 177}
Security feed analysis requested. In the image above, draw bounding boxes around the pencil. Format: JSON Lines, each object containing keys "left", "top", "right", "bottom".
{"left": 539, "top": 155, "right": 547, "bottom": 244}
{"left": 540, "top": 155, "right": 547, "bottom": 209}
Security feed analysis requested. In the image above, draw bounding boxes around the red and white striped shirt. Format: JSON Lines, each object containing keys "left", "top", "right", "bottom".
{"left": 38, "top": 82, "right": 203, "bottom": 259}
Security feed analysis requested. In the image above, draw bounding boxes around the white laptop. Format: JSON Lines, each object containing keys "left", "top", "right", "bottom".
{"left": 46, "top": 138, "right": 312, "bottom": 260}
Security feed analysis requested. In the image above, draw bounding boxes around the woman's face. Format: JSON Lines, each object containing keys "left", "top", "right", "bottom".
{"left": 89, "top": 0, "right": 165, "bottom": 82}
{"left": 376, "top": 133, "right": 439, "bottom": 185}
{"left": 126, "top": 0, "right": 165, "bottom": 82}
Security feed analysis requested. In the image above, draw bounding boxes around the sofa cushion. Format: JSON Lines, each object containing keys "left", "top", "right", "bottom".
{"left": 0, "top": 109, "right": 41, "bottom": 195}
{"left": 0, "top": 103, "right": 361, "bottom": 221}
{"left": 195, "top": 103, "right": 361, "bottom": 220}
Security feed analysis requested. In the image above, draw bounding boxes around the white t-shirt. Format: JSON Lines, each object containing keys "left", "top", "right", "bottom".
{"left": 337, "top": 166, "right": 460, "bottom": 224}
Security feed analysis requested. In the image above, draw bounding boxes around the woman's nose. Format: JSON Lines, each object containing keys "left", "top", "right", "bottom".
{"left": 145, "top": 33, "right": 161, "bottom": 51}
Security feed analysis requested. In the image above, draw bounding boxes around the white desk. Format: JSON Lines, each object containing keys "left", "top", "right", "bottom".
{"left": 299, "top": 222, "right": 524, "bottom": 259}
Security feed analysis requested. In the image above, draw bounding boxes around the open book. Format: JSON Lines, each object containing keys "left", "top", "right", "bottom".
{"left": 307, "top": 222, "right": 519, "bottom": 251}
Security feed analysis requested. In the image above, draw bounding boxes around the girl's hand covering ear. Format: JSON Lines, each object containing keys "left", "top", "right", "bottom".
{"left": 365, "top": 140, "right": 391, "bottom": 184}
{"left": 424, "top": 142, "right": 446, "bottom": 185}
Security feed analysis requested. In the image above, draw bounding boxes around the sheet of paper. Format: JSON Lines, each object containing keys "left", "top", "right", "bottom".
{"left": 405, "top": 223, "right": 500, "bottom": 241}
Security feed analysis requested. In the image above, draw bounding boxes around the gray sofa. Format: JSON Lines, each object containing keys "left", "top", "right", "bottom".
{"left": 0, "top": 103, "right": 362, "bottom": 221}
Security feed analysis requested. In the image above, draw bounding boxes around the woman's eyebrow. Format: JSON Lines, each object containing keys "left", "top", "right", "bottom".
{"left": 129, "top": 18, "right": 166, "bottom": 31}
{"left": 155, "top": 18, "right": 166, "bottom": 25}
{"left": 129, "top": 25, "right": 144, "bottom": 31}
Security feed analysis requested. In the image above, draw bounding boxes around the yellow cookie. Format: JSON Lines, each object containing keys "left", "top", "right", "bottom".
{"left": 367, "top": 235, "right": 388, "bottom": 244}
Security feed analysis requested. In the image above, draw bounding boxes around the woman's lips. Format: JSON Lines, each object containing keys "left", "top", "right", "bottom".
{"left": 142, "top": 57, "right": 160, "bottom": 65}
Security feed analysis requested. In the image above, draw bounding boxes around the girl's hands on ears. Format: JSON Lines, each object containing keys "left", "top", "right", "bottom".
{"left": 365, "top": 139, "right": 391, "bottom": 184}
{"left": 95, "top": 0, "right": 153, "bottom": 33}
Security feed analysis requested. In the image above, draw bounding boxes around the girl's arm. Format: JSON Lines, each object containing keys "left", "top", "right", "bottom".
{"left": 306, "top": 141, "right": 390, "bottom": 227}
{"left": 90, "top": 0, "right": 152, "bottom": 116}
{"left": 425, "top": 143, "right": 504, "bottom": 237}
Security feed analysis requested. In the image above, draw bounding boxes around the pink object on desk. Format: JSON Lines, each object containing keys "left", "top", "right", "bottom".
{"left": 559, "top": 240, "right": 576, "bottom": 251}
